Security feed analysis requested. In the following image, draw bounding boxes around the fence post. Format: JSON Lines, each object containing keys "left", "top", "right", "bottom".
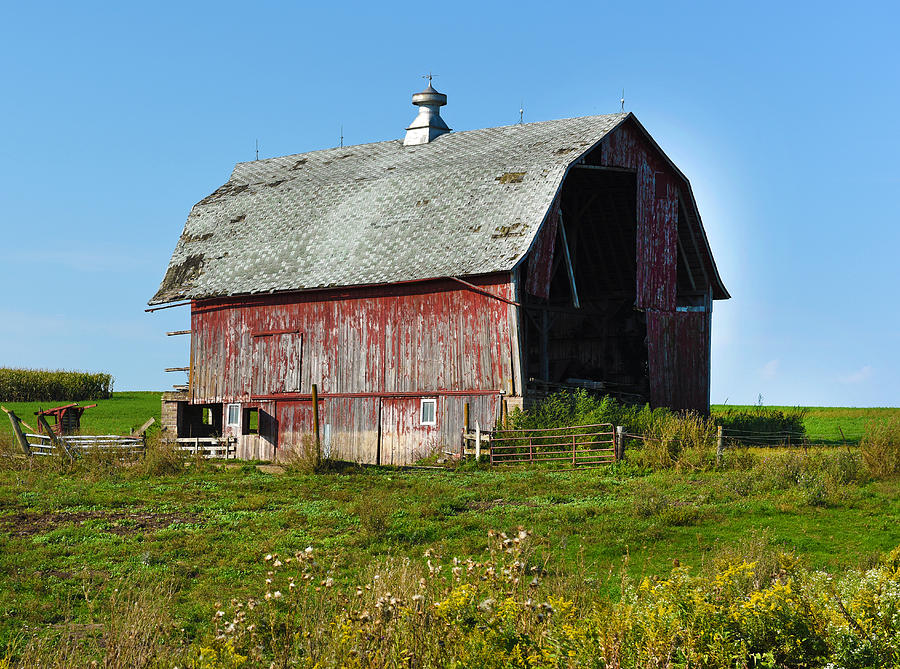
{"left": 572, "top": 433, "right": 576, "bottom": 464}
{"left": 616, "top": 426, "right": 624, "bottom": 460}
{"left": 3, "top": 409, "right": 31, "bottom": 456}
{"left": 37, "top": 413, "right": 71, "bottom": 461}
{"left": 475, "top": 420, "right": 481, "bottom": 462}
{"left": 716, "top": 425, "right": 724, "bottom": 466}
{"left": 311, "top": 383, "right": 321, "bottom": 466}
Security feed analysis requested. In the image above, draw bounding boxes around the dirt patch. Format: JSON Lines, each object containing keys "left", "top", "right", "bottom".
{"left": 256, "top": 464, "right": 285, "bottom": 475}
{"left": 0, "top": 509, "right": 201, "bottom": 537}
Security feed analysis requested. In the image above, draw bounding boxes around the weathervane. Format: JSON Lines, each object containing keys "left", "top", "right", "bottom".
{"left": 620, "top": 89, "right": 625, "bottom": 112}
{"left": 423, "top": 72, "right": 435, "bottom": 86}
{"left": 519, "top": 101, "right": 524, "bottom": 125}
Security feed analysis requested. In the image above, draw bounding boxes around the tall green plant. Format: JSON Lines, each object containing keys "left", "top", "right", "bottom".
{"left": 0, "top": 368, "right": 113, "bottom": 402}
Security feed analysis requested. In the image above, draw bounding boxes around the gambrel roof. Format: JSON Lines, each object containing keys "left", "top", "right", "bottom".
{"left": 150, "top": 112, "right": 726, "bottom": 304}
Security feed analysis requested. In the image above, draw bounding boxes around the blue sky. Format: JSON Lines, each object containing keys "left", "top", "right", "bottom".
{"left": 1, "top": 1, "right": 897, "bottom": 406}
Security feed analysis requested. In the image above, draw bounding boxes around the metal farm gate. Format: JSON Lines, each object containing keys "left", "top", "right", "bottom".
{"left": 488, "top": 423, "right": 617, "bottom": 467}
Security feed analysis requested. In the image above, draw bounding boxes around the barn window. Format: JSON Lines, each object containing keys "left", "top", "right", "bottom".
{"left": 420, "top": 399, "right": 437, "bottom": 426}
{"left": 243, "top": 408, "right": 259, "bottom": 435}
{"left": 226, "top": 403, "right": 241, "bottom": 427}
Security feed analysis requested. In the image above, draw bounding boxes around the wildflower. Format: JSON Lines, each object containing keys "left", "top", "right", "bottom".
{"left": 530, "top": 577, "right": 540, "bottom": 588}
{"left": 247, "top": 624, "right": 255, "bottom": 632}
{"left": 289, "top": 582, "right": 296, "bottom": 590}
{"left": 272, "top": 591, "right": 282, "bottom": 599}
{"left": 325, "top": 577, "right": 334, "bottom": 588}
{"left": 264, "top": 554, "right": 273, "bottom": 562}
{"left": 304, "top": 546, "right": 313, "bottom": 554}
{"left": 265, "top": 578, "right": 272, "bottom": 585}
{"left": 273, "top": 560, "right": 282, "bottom": 568}
{"left": 265, "top": 592, "right": 272, "bottom": 600}
{"left": 214, "top": 610, "right": 225, "bottom": 619}
{"left": 478, "top": 598, "right": 496, "bottom": 612}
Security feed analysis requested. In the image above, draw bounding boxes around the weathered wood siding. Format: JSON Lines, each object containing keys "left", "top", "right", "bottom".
{"left": 600, "top": 122, "right": 677, "bottom": 312}
{"left": 600, "top": 120, "right": 712, "bottom": 413}
{"left": 190, "top": 275, "right": 514, "bottom": 463}
{"left": 646, "top": 310, "right": 711, "bottom": 413}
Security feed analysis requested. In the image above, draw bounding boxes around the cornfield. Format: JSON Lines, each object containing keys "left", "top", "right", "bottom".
{"left": 0, "top": 368, "right": 113, "bottom": 402}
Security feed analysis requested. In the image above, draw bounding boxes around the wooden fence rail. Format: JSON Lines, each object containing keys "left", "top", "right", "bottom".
{"left": 25, "top": 434, "right": 145, "bottom": 458}
{"left": 175, "top": 437, "right": 237, "bottom": 459}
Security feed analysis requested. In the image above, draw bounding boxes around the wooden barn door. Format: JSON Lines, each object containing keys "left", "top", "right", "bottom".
{"left": 379, "top": 398, "right": 419, "bottom": 466}
{"left": 252, "top": 332, "right": 302, "bottom": 396}
{"left": 379, "top": 398, "right": 438, "bottom": 466}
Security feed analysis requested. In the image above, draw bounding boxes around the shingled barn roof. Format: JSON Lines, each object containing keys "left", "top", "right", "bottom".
{"left": 152, "top": 112, "right": 710, "bottom": 305}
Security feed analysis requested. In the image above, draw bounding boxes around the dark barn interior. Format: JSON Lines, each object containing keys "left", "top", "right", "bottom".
{"left": 522, "top": 166, "right": 649, "bottom": 402}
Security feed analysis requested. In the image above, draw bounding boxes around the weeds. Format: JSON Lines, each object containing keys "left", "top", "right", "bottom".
{"left": 130, "top": 432, "right": 186, "bottom": 477}
{"left": 9, "top": 531, "right": 900, "bottom": 667}
{"left": 860, "top": 416, "right": 900, "bottom": 479}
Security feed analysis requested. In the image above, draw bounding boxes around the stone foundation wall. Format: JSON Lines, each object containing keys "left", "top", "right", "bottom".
{"left": 161, "top": 391, "right": 188, "bottom": 435}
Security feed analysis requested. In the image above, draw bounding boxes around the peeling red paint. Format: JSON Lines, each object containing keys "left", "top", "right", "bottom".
{"left": 525, "top": 201, "right": 558, "bottom": 298}
{"left": 189, "top": 275, "right": 513, "bottom": 463}
{"left": 601, "top": 123, "right": 677, "bottom": 311}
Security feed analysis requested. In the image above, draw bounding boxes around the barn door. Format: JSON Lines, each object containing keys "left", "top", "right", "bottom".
{"left": 379, "top": 398, "right": 416, "bottom": 466}
{"left": 379, "top": 397, "right": 437, "bottom": 466}
{"left": 252, "top": 332, "right": 302, "bottom": 396}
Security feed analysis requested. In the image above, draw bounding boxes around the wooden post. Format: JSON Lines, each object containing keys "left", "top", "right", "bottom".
{"left": 616, "top": 426, "right": 624, "bottom": 460}
{"left": 716, "top": 425, "right": 724, "bottom": 466}
{"left": 3, "top": 408, "right": 31, "bottom": 456}
{"left": 541, "top": 310, "right": 550, "bottom": 381}
{"left": 501, "top": 399, "right": 509, "bottom": 428}
{"left": 311, "top": 383, "right": 321, "bottom": 466}
{"left": 475, "top": 420, "right": 481, "bottom": 462}
{"left": 463, "top": 402, "right": 470, "bottom": 433}
{"left": 37, "top": 413, "right": 72, "bottom": 460}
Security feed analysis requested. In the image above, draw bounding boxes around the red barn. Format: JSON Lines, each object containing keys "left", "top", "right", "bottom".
{"left": 150, "top": 84, "right": 728, "bottom": 463}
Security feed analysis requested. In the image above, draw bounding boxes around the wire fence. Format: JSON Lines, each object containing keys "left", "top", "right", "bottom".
{"left": 722, "top": 427, "right": 865, "bottom": 447}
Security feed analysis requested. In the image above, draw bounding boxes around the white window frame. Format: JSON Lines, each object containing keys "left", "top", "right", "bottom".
{"left": 420, "top": 398, "right": 437, "bottom": 426}
{"left": 226, "top": 403, "right": 241, "bottom": 427}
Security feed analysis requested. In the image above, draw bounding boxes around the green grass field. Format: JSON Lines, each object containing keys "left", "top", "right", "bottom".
{"left": 1, "top": 391, "right": 161, "bottom": 437}
{"left": 712, "top": 404, "right": 900, "bottom": 443}
{"left": 0, "top": 395, "right": 898, "bottom": 665}
{"left": 1, "top": 455, "right": 898, "bottom": 657}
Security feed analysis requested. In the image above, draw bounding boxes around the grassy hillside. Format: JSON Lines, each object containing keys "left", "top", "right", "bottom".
{"left": 1, "top": 391, "right": 160, "bottom": 437}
